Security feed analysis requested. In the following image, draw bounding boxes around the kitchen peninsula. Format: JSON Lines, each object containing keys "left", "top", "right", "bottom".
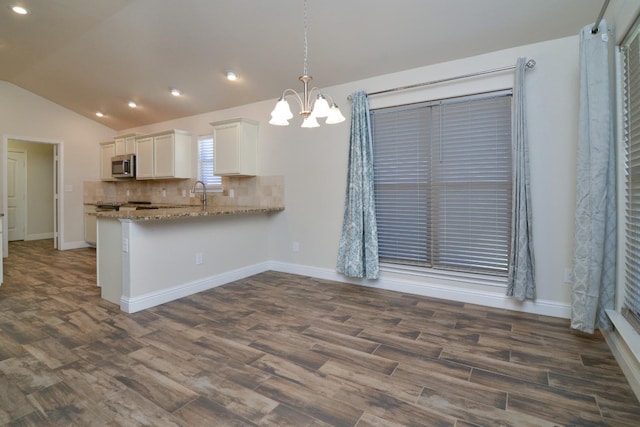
{"left": 95, "top": 204, "right": 283, "bottom": 313}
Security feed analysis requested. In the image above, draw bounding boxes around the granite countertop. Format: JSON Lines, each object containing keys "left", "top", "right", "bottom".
{"left": 92, "top": 205, "right": 284, "bottom": 221}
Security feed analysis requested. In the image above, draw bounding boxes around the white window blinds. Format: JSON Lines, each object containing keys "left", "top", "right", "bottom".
{"left": 371, "top": 92, "right": 512, "bottom": 276}
{"left": 623, "top": 28, "right": 640, "bottom": 329}
{"left": 197, "top": 135, "right": 222, "bottom": 187}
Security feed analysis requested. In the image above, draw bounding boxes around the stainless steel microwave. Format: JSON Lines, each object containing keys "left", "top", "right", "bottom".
{"left": 111, "top": 154, "right": 135, "bottom": 178}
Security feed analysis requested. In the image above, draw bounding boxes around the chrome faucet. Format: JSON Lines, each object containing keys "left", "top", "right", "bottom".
{"left": 193, "top": 180, "right": 207, "bottom": 209}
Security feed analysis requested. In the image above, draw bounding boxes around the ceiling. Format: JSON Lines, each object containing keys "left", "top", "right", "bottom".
{"left": 0, "top": 0, "right": 605, "bottom": 131}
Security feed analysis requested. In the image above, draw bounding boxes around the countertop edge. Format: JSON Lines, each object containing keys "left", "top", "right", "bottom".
{"left": 92, "top": 206, "right": 285, "bottom": 221}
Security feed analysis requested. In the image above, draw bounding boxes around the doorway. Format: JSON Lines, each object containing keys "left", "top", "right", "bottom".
{"left": 2, "top": 137, "right": 60, "bottom": 255}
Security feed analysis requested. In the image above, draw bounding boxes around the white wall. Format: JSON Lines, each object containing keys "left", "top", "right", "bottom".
{"left": 120, "top": 35, "right": 581, "bottom": 317}
{"left": 0, "top": 81, "right": 115, "bottom": 253}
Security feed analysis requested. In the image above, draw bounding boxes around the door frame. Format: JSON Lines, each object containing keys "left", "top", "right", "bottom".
{"left": 1, "top": 135, "right": 63, "bottom": 256}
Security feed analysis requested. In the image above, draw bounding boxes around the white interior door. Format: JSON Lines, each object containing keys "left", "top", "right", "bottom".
{"left": 8, "top": 150, "right": 26, "bottom": 241}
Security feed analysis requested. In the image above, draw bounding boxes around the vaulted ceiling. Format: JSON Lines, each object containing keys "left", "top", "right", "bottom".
{"left": 0, "top": 0, "right": 604, "bottom": 130}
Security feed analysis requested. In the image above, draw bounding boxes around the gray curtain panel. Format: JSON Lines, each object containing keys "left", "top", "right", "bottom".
{"left": 336, "top": 91, "right": 380, "bottom": 279}
{"left": 571, "top": 20, "right": 616, "bottom": 334}
{"left": 506, "top": 57, "right": 536, "bottom": 301}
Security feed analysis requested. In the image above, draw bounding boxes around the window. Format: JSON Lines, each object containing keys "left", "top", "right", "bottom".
{"left": 622, "top": 23, "right": 640, "bottom": 331}
{"left": 197, "top": 135, "right": 222, "bottom": 189}
{"left": 371, "top": 91, "right": 512, "bottom": 277}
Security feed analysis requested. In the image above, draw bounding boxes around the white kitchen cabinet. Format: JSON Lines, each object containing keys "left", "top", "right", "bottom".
{"left": 135, "top": 130, "right": 192, "bottom": 180}
{"left": 115, "top": 134, "right": 136, "bottom": 155}
{"left": 211, "top": 118, "right": 258, "bottom": 176}
{"left": 99, "top": 141, "right": 116, "bottom": 181}
{"left": 135, "top": 136, "right": 154, "bottom": 179}
{"left": 84, "top": 205, "right": 97, "bottom": 246}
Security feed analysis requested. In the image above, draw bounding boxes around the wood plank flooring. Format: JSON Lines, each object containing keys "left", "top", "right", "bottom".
{"left": 1, "top": 239, "right": 639, "bottom": 426}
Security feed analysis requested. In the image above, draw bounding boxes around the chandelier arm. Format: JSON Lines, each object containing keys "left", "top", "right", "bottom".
{"left": 305, "top": 86, "right": 321, "bottom": 110}
{"left": 282, "top": 88, "right": 305, "bottom": 110}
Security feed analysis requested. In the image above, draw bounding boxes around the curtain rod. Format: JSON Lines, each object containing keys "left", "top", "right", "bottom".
{"left": 349, "top": 59, "right": 536, "bottom": 101}
{"left": 591, "top": 0, "right": 610, "bottom": 34}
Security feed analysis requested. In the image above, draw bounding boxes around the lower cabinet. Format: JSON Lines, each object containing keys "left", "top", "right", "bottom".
{"left": 84, "top": 205, "right": 97, "bottom": 246}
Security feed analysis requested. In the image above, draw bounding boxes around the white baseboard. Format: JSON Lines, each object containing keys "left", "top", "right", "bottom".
{"left": 59, "top": 240, "right": 91, "bottom": 250}
{"left": 120, "top": 262, "right": 271, "bottom": 313}
{"left": 25, "top": 232, "right": 54, "bottom": 241}
{"left": 267, "top": 261, "right": 571, "bottom": 319}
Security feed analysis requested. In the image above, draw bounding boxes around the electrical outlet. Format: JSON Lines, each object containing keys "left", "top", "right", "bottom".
{"left": 292, "top": 241, "right": 300, "bottom": 252}
{"left": 195, "top": 252, "right": 203, "bottom": 265}
{"left": 162, "top": 188, "right": 167, "bottom": 197}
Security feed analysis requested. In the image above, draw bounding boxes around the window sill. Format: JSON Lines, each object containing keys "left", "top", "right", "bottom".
{"left": 380, "top": 262, "right": 508, "bottom": 288}
{"left": 606, "top": 309, "right": 640, "bottom": 363}
{"left": 193, "top": 185, "right": 223, "bottom": 193}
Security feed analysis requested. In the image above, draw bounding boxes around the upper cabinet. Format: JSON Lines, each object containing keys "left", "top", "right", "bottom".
{"left": 211, "top": 118, "right": 258, "bottom": 176}
{"left": 114, "top": 134, "right": 137, "bottom": 155}
{"left": 99, "top": 141, "right": 116, "bottom": 181}
{"left": 135, "top": 130, "right": 192, "bottom": 180}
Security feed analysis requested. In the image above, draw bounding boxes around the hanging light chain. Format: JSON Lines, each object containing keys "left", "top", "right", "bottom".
{"left": 303, "top": 0, "right": 308, "bottom": 76}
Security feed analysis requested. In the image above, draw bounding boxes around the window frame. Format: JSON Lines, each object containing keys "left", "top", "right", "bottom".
{"left": 196, "top": 134, "right": 223, "bottom": 192}
{"left": 371, "top": 90, "right": 513, "bottom": 287}
{"left": 618, "top": 19, "right": 640, "bottom": 332}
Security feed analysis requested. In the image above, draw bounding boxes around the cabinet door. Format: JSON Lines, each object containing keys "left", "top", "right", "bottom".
{"left": 214, "top": 124, "right": 240, "bottom": 175}
{"left": 135, "top": 137, "right": 154, "bottom": 179}
{"left": 154, "top": 133, "right": 175, "bottom": 177}
{"left": 100, "top": 143, "right": 116, "bottom": 181}
{"left": 114, "top": 138, "right": 125, "bottom": 155}
{"left": 125, "top": 136, "right": 136, "bottom": 154}
{"left": 84, "top": 207, "right": 97, "bottom": 245}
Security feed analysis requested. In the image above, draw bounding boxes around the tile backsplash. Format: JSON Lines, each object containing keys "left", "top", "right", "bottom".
{"left": 84, "top": 176, "right": 284, "bottom": 208}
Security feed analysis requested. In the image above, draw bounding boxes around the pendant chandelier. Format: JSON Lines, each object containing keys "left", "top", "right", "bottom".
{"left": 269, "top": 0, "right": 345, "bottom": 128}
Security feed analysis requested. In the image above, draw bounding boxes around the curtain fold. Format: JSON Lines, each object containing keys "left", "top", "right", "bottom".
{"left": 336, "top": 91, "right": 379, "bottom": 279}
{"left": 571, "top": 21, "right": 616, "bottom": 333}
{"left": 506, "top": 57, "right": 536, "bottom": 301}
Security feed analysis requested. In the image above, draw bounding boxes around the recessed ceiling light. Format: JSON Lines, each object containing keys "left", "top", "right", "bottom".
{"left": 170, "top": 88, "right": 181, "bottom": 97}
{"left": 95, "top": 111, "right": 104, "bottom": 118}
{"left": 226, "top": 71, "right": 238, "bottom": 81}
{"left": 128, "top": 101, "right": 137, "bottom": 108}
{"left": 11, "top": 5, "right": 29, "bottom": 15}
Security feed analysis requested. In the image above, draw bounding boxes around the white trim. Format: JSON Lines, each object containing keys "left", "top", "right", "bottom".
{"left": 267, "top": 261, "right": 571, "bottom": 318}
{"left": 120, "top": 262, "right": 270, "bottom": 313}
{"left": 59, "top": 240, "right": 91, "bottom": 250}
{"left": 115, "top": 259, "right": 570, "bottom": 318}
{"left": 604, "top": 309, "right": 640, "bottom": 400}
{"left": 25, "top": 232, "right": 55, "bottom": 241}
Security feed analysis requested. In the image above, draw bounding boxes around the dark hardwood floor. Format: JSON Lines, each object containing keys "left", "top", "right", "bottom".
{"left": 0, "top": 239, "right": 639, "bottom": 426}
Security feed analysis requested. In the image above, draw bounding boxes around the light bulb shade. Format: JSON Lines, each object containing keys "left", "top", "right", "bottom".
{"left": 271, "top": 98, "right": 294, "bottom": 120}
{"left": 269, "top": 116, "right": 290, "bottom": 126}
{"left": 301, "top": 116, "right": 320, "bottom": 128}
{"left": 312, "top": 94, "right": 331, "bottom": 118}
{"left": 326, "top": 104, "right": 346, "bottom": 124}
